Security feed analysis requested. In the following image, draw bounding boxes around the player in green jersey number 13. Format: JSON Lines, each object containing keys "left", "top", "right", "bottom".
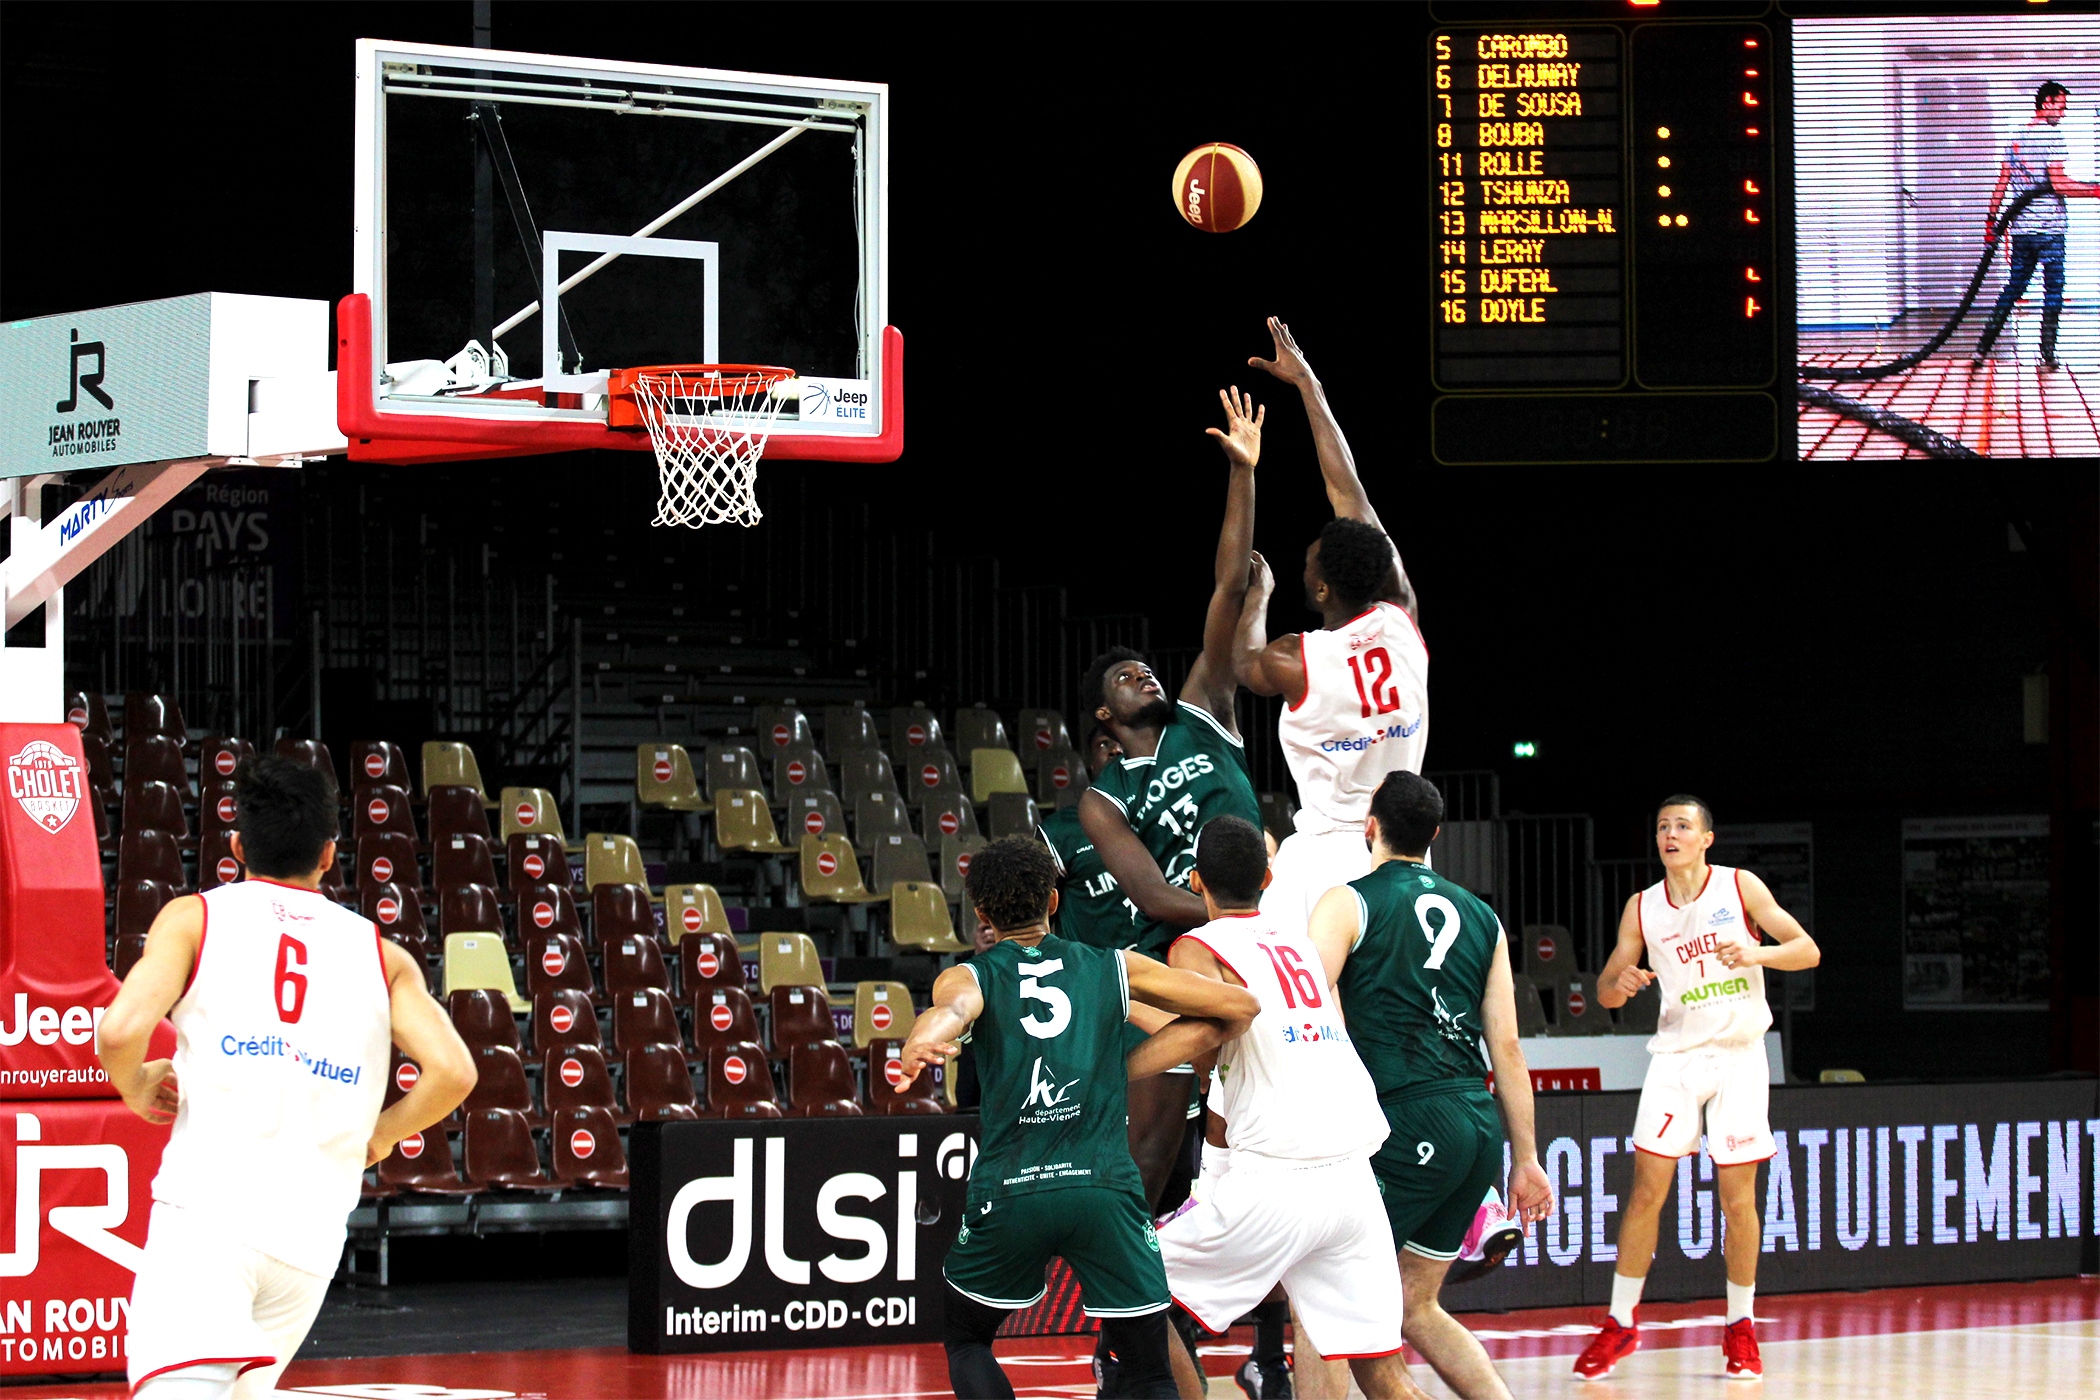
{"left": 897, "top": 837, "right": 1259, "bottom": 1400}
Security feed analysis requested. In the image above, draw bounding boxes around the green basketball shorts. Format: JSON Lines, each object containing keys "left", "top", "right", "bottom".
{"left": 943, "top": 1184, "right": 1171, "bottom": 1318}
{"left": 1369, "top": 1086, "right": 1505, "bottom": 1260}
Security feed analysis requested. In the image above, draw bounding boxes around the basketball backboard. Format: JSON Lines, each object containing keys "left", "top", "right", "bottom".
{"left": 341, "top": 38, "right": 897, "bottom": 465}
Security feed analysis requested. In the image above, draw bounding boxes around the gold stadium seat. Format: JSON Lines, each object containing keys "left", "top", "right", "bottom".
{"left": 1819, "top": 1068, "right": 1866, "bottom": 1084}
{"left": 637, "top": 744, "right": 708, "bottom": 813}
{"left": 584, "top": 832, "right": 651, "bottom": 894}
{"left": 714, "top": 790, "right": 795, "bottom": 855}
{"left": 500, "top": 786, "right": 565, "bottom": 843}
{"left": 892, "top": 881, "right": 966, "bottom": 953}
{"left": 969, "top": 748, "right": 1032, "bottom": 805}
{"left": 443, "top": 932, "right": 529, "bottom": 1012}
{"left": 851, "top": 981, "right": 917, "bottom": 1047}
{"left": 664, "top": 883, "right": 733, "bottom": 941}
{"left": 758, "top": 932, "right": 825, "bottom": 994}
{"left": 424, "top": 741, "right": 497, "bottom": 806}
{"left": 953, "top": 705, "right": 1009, "bottom": 758}
{"left": 799, "top": 834, "right": 884, "bottom": 904}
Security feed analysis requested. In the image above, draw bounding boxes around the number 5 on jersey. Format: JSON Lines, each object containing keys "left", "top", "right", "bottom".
{"left": 1019, "top": 959, "right": 1070, "bottom": 1039}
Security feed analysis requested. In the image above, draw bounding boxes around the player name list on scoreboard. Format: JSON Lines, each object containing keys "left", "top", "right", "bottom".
{"left": 1431, "top": 30, "right": 1624, "bottom": 388}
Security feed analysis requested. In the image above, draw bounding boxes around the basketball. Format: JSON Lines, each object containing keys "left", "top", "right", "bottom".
{"left": 1172, "top": 142, "right": 1263, "bottom": 232}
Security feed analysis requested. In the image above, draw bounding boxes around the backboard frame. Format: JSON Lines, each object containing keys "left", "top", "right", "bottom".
{"left": 346, "top": 37, "right": 899, "bottom": 464}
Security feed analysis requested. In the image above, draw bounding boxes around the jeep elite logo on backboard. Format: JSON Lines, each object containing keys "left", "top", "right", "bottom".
{"left": 7, "top": 741, "right": 86, "bottom": 834}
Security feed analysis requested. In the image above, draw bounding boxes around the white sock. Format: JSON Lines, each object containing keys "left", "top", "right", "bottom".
{"left": 1727, "top": 1281, "right": 1755, "bottom": 1325}
{"left": 1610, "top": 1272, "right": 1646, "bottom": 1328}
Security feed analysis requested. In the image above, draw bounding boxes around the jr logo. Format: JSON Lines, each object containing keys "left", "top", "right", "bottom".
{"left": 55, "top": 330, "right": 113, "bottom": 414}
{"left": 0, "top": 1114, "right": 144, "bottom": 1278}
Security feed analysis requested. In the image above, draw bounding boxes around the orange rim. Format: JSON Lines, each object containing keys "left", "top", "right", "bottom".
{"left": 612, "top": 364, "right": 796, "bottom": 400}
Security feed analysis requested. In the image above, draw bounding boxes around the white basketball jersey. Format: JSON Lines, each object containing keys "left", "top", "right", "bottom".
{"left": 1177, "top": 912, "right": 1388, "bottom": 1166}
{"left": 152, "top": 880, "right": 392, "bottom": 1275}
{"left": 1637, "top": 865, "right": 1773, "bottom": 1054}
{"left": 1277, "top": 602, "right": 1429, "bottom": 834}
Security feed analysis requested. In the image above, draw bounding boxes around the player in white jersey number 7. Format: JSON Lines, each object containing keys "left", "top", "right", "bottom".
{"left": 98, "top": 757, "right": 477, "bottom": 1400}
{"left": 1572, "top": 795, "right": 1820, "bottom": 1383}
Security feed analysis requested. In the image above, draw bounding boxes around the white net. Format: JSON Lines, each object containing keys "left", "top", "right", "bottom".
{"left": 630, "top": 366, "right": 795, "bottom": 528}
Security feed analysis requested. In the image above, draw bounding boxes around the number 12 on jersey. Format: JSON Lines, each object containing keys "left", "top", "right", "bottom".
{"left": 1347, "top": 646, "right": 1402, "bottom": 719}
{"left": 1255, "top": 942, "right": 1324, "bottom": 1009}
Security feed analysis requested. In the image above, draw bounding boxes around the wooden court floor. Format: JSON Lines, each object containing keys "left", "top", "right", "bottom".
{"left": 6, "top": 1276, "right": 2093, "bottom": 1399}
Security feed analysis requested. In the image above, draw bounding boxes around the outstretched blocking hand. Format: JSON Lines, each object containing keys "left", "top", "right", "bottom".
{"left": 1248, "top": 315, "right": 1316, "bottom": 388}
{"left": 1206, "top": 386, "right": 1264, "bottom": 469}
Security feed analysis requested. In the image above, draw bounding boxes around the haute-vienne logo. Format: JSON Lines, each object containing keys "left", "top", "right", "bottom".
{"left": 7, "top": 740, "right": 86, "bottom": 835}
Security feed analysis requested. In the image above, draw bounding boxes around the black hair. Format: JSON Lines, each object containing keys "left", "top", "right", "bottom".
{"left": 235, "top": 756, "right": 340, "bottom": 878}
{"left": 1314, "top": 517, "right": 1397, "bottom": 611}
{"left": 964, "top": 835, "right": 1060, "bottom": 934}
{"left": 1369, "top": 770, "right": 1444, "bottom": 857}
{"left": 1194, "top": 815, "right": 1268, "bottom": 907}
{"left": 1657, "top": 793, "right": 1714, "bottom": 831}
{"left": 1081, "top": 645, "right": 1147, "bottom": 724}
{"left": 2037, "top": 81, "right": 2069, "bottom": 110}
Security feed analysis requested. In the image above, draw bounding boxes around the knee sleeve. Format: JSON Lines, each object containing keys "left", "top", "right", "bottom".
{"left": 135, "top": 1362, "right": 243, "bottom": 1400}
{"left": 942, "top": 1285, "right": 1014, "bottom": 1400}
{"left": 1100, "top": 1312, "right": 1178, "bottom": 1400}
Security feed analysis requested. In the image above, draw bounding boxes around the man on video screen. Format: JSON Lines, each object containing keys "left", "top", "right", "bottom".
{"left": 1973, "top": 81, "right": 2098, "bottom": 372}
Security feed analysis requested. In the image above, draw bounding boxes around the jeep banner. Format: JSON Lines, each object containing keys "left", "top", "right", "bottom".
{"left": 1450, "top": 1080, "right": 2099, "bottom": 1312}
{"left": 631, "top": 1117, "right": 978, "bottom": 1354}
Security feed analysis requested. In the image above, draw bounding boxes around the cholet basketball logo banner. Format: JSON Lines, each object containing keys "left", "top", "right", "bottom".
{"left": 630, "top": 1117, "right": 977, "bottom": 1353}
{"left": 1449, "top": 1080, "right": 2099, "bottom": 1313}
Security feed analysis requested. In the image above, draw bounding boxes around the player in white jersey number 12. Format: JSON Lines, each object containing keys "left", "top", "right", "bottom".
{"left": 1572, "top": 795, "right": 1820, "bottom": 1384}
{"left": 1158, "top": 816, "right": 1430, "bottom": 1400}
{"left": 97, "top": 757, "right": 477, "bottom": 1400}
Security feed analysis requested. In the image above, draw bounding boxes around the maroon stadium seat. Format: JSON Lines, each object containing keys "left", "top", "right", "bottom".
{"left": 124, "top": 692, "right": 187, "bottom": 748}
{"left": 543, "top": 1044, "right": 626, "bottom": 1123}
{"left": 525, "top": 932, "right": 596, "bottom": 1001}
{"left": 350, "top": 740, "right": 413, "bottom": 794}
{"left": 118, "top": 829, "right": 187, "bottom": 892}
{"left": 274, "top": 737, "right": 335, "bottom": 782}
{"left": 691, "top": 986, "right": 761, "bottom": 1059}
{"left": 516, "top": 881, "right": 584, "bottom": 944}
{"left": 354, "top": 784, "right": 420, "bottom": 844}
{"left": 464, "top": 1044, "right": 543, "bottom": 1126}
{"left": 427, "top": 784, "right": 495, "bottom": 845}
{"left": 679, "top": 932, "right": 744, "bottom": 997}
{"left": 197, "top": 735, "right": 254, "bottom": 787}
{"left": 506, "top": 834, "right": 572, "bottom": 903}
{"left": 439, "top": 882, "right": 505, "bottom": 940}
{"left": 385, "top": 1048, "right": 460, "bottom": 1131}
{"left": 866, "top": 1037, "right": 945, "bottom": 1116}
{"left": 112, "top": 934, "right": 149, "bottom": 979}
{"left": 613, "top": 988, "right": 685, "bottom": 1058}
{"left": 432, "top": 831, "right": 501, "bottom": 896}
{"left": 624, "top": 1043, "right": 700, "bottom": 1122}
{"left": 705, "top": 1041, "right": 783, "bottom": 1119}
{"left": 81, "top": 730, "right": 118, "bottom": 800}
{"left": 768, "top": 984, "right": 838, "bottom": 1057}
{"left": 363, "top": 879, "right": 429, "bottom": 946}
{"left": 533, "top": 989, "right": 601, "bottom": 1053}
{"left": 603, "top": 934, "right": 670, "bottom": 998}
{"left": 788, "top": 1042, "right": 863, "bottom": 1118}
{"left": 592, "top": 882, "right": 655, "bottom": 948}
{"left": 115, "top": 877, "right": 178, "bottom": 940}
{"left": 375, "top": 1129, "right": 471, "bottom": 1195}
{"left": 70, "top": 690, "right": 115, "bottom": 746}
{"left": 462, "top": 1108, "right": 555, "bottom": 1190}
{"left": 197, "top": 779, "right": 240, "bottom": 838}
{"left": 357, "top": 832, "right": 422, "bottom": 898}
{"left": 446, "top": 989, "right": 522, "bottom": 1053}
{"left": 196, "top": 829, "right": 243, "bottom": 891}
{"left": 550, "top": 1106, "right": 631, "bottom": 1189}
{"left": 122, "top": 777, "right": 189, "bottom": 842}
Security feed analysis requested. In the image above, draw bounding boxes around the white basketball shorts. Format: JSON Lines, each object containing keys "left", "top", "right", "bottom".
{"left": 1159, "top": 1153, "right": 1404, "bottom": 1359}
{"left": 1632, "top": 1041, "right": 1774, "bottom": 1165}
{"left": 1261, "top": 827, "right": 1373, "bottom": 938}
{"left": 127, "top": 1201, "right": 332, "bottom": 1396}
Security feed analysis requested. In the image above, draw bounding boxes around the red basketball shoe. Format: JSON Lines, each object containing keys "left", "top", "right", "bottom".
{"left": 1572, "top": 1315, "right": 1639, "bottom": 1380}
{"left": 1723, "top": 1318, "right": 1763, "bottom": 1378}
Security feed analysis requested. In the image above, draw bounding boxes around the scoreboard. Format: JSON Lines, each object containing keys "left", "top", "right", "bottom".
{"left": 1428, "top": 11, "right": 1780, "bottom": 464}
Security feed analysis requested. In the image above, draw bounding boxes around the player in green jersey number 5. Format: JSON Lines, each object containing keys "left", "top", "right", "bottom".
{"left": 897, "top": 837, "right": 1259, "bottom": 1400}
{"left": 1304, "top": 772, "right": 1555, "bottom": 1400}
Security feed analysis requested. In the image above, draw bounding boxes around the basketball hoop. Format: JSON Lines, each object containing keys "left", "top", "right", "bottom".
{"left": 614, "top": 364, "right": 797, "bottom": 528}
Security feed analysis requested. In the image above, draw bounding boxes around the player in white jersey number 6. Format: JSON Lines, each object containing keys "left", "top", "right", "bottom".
{"left": 98, "top": 757, "right": 477, "bottom": 1400}
{"left": 1572, "top": 795, "right": 1820, "bottom": 1383}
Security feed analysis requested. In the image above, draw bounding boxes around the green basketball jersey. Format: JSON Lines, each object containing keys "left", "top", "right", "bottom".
{"left": 1339, "top": 860, "right": 1504, "bottom": 1099}
{"left": 962, "top": 935, "right": 1145, "bottom": 1205}
{"left": 1039, "top": 807, "right": 1130, "bottom": 950}
{"left": 1088, "top": 701, "right": 1262, "bottom": 955}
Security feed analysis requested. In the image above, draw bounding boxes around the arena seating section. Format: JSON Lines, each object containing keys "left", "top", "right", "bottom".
{"left": 80, "top": 688, "right": 1648, "bottom": 1211}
